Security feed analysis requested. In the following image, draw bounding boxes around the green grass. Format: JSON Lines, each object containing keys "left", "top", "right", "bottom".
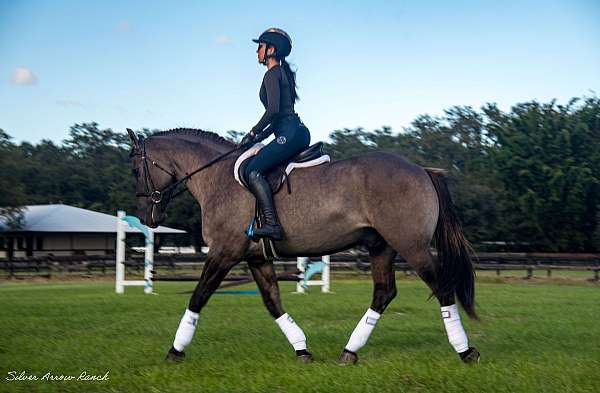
{"left": 0, "top": 277, "right": 598, "bottom": 393}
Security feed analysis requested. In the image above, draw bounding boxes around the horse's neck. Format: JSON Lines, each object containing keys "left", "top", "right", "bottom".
{"left": 162, "top": 138, "right": 237, "bottom": 205}
{"left": 160, "top": 138, "right": 226, "bottom": 177}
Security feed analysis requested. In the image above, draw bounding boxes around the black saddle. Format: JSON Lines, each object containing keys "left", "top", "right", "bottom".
{"left": 239, "top": 142, "right": 326, "bottom": 193}
{"left": 291, "top": 142, "right": 325, "bottom": 163}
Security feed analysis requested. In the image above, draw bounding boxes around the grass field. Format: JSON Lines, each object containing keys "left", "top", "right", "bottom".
{"left": 0, "top": 276, "right": 598, "bottom": 393}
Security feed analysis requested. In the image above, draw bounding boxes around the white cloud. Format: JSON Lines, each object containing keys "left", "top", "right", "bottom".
{"left": 215, "top": 36, "right": 232, "bottom": 45}
{"left": 10, "top": 67, "right": 38, "bottom": 85}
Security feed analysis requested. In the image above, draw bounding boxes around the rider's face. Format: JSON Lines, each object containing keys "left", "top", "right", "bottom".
{"left": 256, "top": 42, "right": 266, "bottom": 63}
{"left": 256, "top": 43, "right": 274, "bottom": 64}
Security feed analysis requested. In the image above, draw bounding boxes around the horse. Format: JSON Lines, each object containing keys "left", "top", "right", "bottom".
{"left": 126, "top": 128, "right": 480, "bottom": 365}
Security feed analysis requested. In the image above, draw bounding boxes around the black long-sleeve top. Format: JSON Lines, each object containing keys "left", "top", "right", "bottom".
{"left": 250, "top": 65, "right": 295, "bottom": 136}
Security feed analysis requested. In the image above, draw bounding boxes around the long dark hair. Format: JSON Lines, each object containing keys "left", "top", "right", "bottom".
{"left": 280, "top": 58, "right": 299, "bottom": 103}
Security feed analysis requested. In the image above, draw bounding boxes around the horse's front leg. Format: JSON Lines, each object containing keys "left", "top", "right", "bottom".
{"left": 248, "top": 260, "right": 313, "bottom": 363}
{"left": 165, "top": 251, "right": 239, "bottom": 362}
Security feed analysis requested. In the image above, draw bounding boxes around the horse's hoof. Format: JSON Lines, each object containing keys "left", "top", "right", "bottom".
{"left": 295, "top": 349, "right": 314, "bottom": 363}
{"left": 459, "top": 347, "right": 480, "bottom": 364}
{"left": 165, "top": 346, "right": 185, "bottom": 362}
{"left": 297, "top": 354, "right": 314, "bottom": 363}
{"left": 338, "top": 349, "right": 358, "bottom": 365}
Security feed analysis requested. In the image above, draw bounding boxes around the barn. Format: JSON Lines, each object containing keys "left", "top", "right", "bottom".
{"left": 0, "top": 204, "right": 186, "bottom": 259}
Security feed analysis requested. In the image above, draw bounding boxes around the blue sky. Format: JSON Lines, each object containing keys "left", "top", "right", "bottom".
{"left": 1, "top": 0, "right": 599, "bottom": 144}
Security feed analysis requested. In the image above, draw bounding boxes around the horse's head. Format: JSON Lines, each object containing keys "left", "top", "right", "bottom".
{"left": 127, "top": 129, "right": 175, "bottom": 228}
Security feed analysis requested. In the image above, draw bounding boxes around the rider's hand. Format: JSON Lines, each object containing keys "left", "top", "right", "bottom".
{"left": 240, "top": 132, "right": 257, "bottom": 147}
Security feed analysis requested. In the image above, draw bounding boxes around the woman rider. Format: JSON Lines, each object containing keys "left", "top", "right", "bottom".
{"left": 240, "top": 28, "right": 311, "bottom": 241}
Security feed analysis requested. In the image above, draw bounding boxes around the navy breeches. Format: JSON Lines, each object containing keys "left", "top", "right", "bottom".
{"left": 243, "top": 117, "right": 311, "bottom": 182}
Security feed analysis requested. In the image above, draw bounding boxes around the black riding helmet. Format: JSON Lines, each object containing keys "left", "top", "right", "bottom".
{"left": 252, "top": 28, "right": 292, "bottom": 63}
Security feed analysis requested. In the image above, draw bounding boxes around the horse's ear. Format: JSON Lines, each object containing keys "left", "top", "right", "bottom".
{"left": 127, "top": 128, "right": 140, "bottom": 150}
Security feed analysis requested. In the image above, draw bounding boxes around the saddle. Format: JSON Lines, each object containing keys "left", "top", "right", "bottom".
{"left": 234, "top": 142, "right": 330, "bottom": 194}
{"left": 234, "top": 142, "right": 331, "bottom": 260}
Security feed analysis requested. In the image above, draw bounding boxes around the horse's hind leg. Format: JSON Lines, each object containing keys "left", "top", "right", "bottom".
{"left": 165, "top": 250, "right": 239, "bottom": 362}
{"left": 405, "top": 249, "right": 479, "bottom": 363}
{"left": 339, "top": 243, "right": 397, "bottom": 365}
{"left": 248, "top": 260, "right": 313, "bottom": 363}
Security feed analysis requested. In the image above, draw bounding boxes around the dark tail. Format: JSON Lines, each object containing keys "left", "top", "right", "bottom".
{"left": 425, "top": 168, "right": 478, "bottom": 320}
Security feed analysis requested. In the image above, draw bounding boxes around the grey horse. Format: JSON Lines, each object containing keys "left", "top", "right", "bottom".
{"left": 126, "top": 128, "right": 480, "bottom": 365}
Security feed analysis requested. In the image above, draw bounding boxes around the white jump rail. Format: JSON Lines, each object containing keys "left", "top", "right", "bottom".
{"left": 115, "top": 210, "right": 154, "bottom": 294}
{"left": 295, "top": 255, "right": 330, "bottom": 293}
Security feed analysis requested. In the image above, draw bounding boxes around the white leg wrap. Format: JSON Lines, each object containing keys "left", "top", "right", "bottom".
{"left": 441, "top": 304, "right": 469, "bottom": 353}
{"left": 344, "top": 308, "right": 381, "bottom": 353}
{"left": 275, "top": 313, "right": 307, "bottom": 351}
{"left": 172, "top": 309, "right": 199, "bottom": 352}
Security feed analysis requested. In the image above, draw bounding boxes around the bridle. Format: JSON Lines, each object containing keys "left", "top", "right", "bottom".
{"left": 133, "top": 135, "right": 176, "bottom": 203}
{"left": 132, "top": 134, "right": 243, "bottom": 220}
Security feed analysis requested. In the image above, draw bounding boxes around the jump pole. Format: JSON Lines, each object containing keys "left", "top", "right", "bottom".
{"left": 116, "top": 210, "right": 154, "bottom": 294}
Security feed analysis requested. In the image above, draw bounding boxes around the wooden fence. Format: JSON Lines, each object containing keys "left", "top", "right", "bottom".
{"left": 1, "top": 252, "right": 599, "bottom": 281}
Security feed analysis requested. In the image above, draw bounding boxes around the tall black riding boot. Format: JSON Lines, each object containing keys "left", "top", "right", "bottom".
{"left": 247, "top": 171, "right": 284, "bottom": 241}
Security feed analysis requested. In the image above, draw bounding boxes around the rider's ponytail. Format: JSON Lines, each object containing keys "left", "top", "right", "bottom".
{"left": 280, "top": 58, "right": 299, "bottom": 104}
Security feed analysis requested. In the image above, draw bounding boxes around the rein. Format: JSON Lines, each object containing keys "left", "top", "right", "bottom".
{"left": 135, "top": 136, "right": 242, "bottom": 205}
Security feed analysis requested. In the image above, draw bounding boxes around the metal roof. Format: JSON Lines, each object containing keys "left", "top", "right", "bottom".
{"left": 0, "top": 204, "right": 186, "bottom": 234}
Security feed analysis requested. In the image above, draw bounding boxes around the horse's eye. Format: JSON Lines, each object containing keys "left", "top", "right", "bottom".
{"left": 132, "top": 168, "right": 140, "bottom": 178}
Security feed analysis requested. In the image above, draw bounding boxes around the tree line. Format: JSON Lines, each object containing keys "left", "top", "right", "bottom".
{"left": 1, "top": 96, "right": 599, "bottom": 252}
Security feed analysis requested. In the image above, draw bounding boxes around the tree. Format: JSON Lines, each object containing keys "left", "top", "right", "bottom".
{"left": 3, "top": 96, "right": 599, "bottom": 252}
{"left": 0, "top": 130, "right": 26, "bottom": 229}
{"left": 486, "top": 98, "right": 600, "bottom": 251}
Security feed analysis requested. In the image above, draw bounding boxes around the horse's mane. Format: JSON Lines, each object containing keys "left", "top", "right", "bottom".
{"left": 151, "top": 128, "right": 236, "bottom": 148}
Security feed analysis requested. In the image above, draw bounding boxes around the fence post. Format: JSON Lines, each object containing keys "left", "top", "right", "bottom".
{"left": 322, "top": 255, "right": 330, "bottom": 293}
{"left": 116, "top": 210, "right": 126, "bottom": 294}
{"left": 296, "top": 257, "right": 308, "bottom": 294}
{"left": 526, "top": 267, "right": 533, "bottom": 279}
{"left": 144, "top": 230, "right": 154, "bottom": 294}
